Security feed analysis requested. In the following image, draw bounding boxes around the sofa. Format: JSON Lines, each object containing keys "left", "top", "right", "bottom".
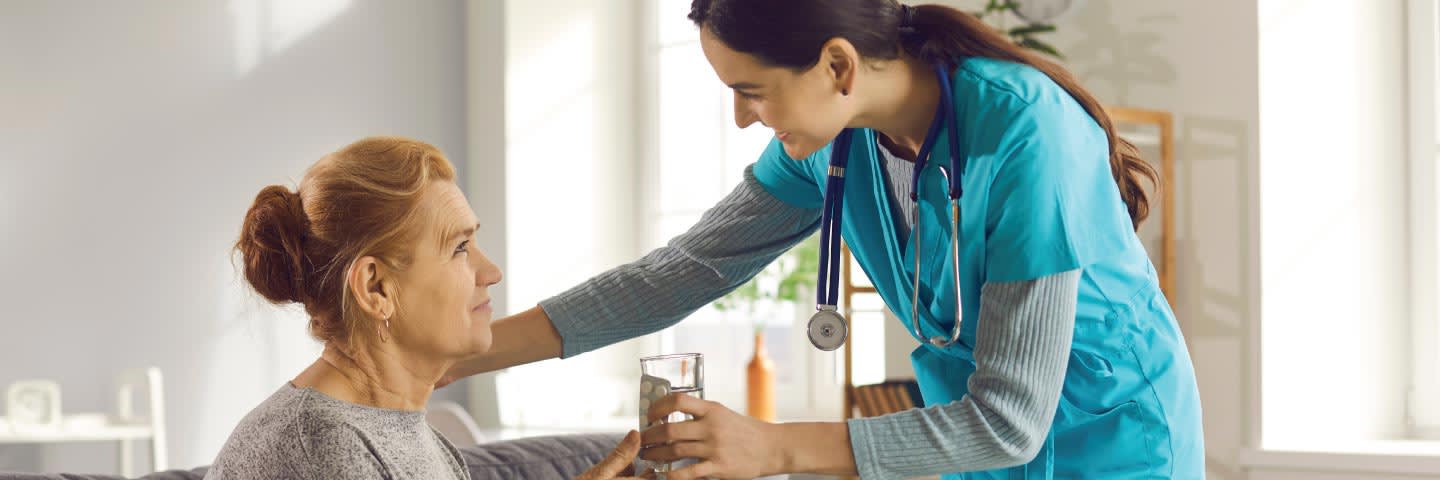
{"left": 0, "top": 432, "right": 625, "bottom": 480}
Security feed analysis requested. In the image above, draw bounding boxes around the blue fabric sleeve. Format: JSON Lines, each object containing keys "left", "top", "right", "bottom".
{"left": 749, "top": 137, "right": 827, "bottom": 210}
{"left": 983, "top": 101, "right": 1130, "bottom": 282}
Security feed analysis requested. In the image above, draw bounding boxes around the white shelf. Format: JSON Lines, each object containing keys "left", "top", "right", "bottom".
{"left": 0, "top": 414, "right": 156, "bottom": 444}
{"left": 0, "top": 368, "right": 168, "bottom": 476}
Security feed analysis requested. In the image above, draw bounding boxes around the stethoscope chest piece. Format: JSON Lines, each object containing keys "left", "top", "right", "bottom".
{"left": 806, "top": 308, "right": 848, "bottom": 351}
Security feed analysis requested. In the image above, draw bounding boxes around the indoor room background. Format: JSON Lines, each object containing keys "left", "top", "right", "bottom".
{"left": 2, "top": 1, "right": 1437, "bottom": 478}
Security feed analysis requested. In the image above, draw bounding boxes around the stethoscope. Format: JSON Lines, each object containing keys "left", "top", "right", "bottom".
{"left": 807, "top": 63, "right": 967, "bottom": 351}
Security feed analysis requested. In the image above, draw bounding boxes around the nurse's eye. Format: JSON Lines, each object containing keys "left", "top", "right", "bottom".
{"left": 737, "top": 90, "right": 761, "bottom": 100}
{"left": 453, "top": 240, "right": 470, "bottom": 256}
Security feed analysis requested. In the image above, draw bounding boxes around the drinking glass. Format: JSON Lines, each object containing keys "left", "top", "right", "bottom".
{"left": 637, "top": 353, "right": 704, "bottom": 475}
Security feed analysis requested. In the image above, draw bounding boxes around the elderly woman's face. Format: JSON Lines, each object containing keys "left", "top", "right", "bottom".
{"left": 390, "top": 180, "right": 501, "bottom": 358}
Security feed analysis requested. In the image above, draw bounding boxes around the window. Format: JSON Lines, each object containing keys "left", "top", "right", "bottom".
{"left": 643, "top": 0, "right": 843, "bottom": 421}
{"left": 1257, "top": 0, "right": 1419, "bottom": 450}
{"left": 1408, "top": 0, "right": 1440, "bottom": 440}
{"left": 844, "top": 254, "right": 894, "bottom": 389}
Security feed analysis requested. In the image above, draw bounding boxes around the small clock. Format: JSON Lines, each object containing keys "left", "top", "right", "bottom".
{"left": 6, "top": 380, "right": 62, "bottom": 431}
{"left": 1013, "top": 0, "right": 1084, "bottom": 24}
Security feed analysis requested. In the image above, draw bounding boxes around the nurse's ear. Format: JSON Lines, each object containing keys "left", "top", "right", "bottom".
{"left": 817, "top": 37, "right": 860, "bottom": 97}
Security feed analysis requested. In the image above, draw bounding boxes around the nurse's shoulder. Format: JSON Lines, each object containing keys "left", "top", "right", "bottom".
{"left": 950, "top": 57, "right": 1104, "bottom": 156}
{"left": 952, "top": 56, "right": 1074, "bottom": 109}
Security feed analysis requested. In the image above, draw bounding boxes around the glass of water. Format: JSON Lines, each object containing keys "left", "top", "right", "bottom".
{"left": 638, "top": 353, "right": 704, "bottom": 474}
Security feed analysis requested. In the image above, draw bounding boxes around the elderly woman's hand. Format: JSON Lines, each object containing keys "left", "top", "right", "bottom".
{"left": 576, "top": 431, "right": 653, "bottom": 480}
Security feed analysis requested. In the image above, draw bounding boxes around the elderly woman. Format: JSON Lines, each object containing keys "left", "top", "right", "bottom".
{"left": 207, "top": 137, "right": 643, "bottom": 479}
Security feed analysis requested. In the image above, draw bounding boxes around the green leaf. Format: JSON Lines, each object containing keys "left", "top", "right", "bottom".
{"left": 1008, "top": 23, "right": 1056, "bottom": 36}
{"left": 1018, "top": 36, "right": 1064, "bottom": 59}
{"left": 710, "top": 233, "right": 822, "bottom": 315}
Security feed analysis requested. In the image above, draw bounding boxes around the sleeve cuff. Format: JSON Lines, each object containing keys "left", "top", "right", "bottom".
{"left": 846, "top": 417, "right": 888, "bottom": 480}
{"left": 537, "top": 294, "right": 593, "bottom": 359}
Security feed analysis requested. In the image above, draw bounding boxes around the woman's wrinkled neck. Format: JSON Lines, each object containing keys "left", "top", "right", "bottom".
{"left": 293, "top": 337, "right": 452, "bottom": 412}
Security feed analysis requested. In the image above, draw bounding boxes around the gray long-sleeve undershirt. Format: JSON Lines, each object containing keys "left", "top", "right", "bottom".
{"left": 539, "top": 160, "right": 1077, "bottom": 478}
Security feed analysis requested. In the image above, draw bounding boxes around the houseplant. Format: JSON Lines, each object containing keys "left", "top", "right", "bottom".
{"left": 712, "top": 234, "right": 820, "bottom": 422}
{"left": 974, "top": 0, "right": 1065, "bottom": 59}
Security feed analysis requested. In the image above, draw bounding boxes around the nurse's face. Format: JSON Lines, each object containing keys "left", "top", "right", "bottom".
{"left": 699, "top": 27, "right": 856, "bottom": 160}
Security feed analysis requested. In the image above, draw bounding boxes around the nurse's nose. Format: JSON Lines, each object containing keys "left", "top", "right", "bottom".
{"left": 733, "top": 91, "right": 759, "bottom": 129}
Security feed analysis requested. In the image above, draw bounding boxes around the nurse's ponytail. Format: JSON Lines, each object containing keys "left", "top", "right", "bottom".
{"left": 897, "top": 5, "right": 1156, "bottom": 229}
{"left": 690, "top": 0, "right": 1158, "bottom": 230}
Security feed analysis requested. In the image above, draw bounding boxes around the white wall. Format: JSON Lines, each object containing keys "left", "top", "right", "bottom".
{"left": 0, "top": 0, "right": 468, "bottom": 473}
{"left": 473, "top": 0, "right": 652, "bottom": 431}
{"left": 501, "top": 0, "right": 641, "bottom": 323}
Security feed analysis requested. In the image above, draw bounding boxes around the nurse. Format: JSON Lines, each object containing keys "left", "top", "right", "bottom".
{"left": 444, "top": 0, "right": 1204, "bottom": 478}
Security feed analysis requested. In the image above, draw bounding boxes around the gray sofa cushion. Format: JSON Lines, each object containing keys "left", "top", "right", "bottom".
{"left": 0, "top": 432, "right": 624, "bottom": 480}
{"left": 460, "top": 433, "right": 625, "bottom": 479}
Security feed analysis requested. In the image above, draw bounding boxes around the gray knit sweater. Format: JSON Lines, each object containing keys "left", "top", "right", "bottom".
{"left": 205, "top": 384, "right": 468, "bottom": 480}
{"left": 540, "top": 154, "right": 1078, "bottom": 479}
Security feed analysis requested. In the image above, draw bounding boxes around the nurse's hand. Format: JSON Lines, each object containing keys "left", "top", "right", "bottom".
{"left": 640, "top": 393, "right": 783, "bottom": 480}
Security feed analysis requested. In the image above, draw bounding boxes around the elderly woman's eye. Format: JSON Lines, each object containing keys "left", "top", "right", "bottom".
{"left": 454, "top": 240, "right": 470, "bottom": 256}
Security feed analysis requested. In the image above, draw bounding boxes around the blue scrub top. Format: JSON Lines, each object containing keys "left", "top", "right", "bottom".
{"left": 752, "top": 58, "right": 1204, "bottom": 479}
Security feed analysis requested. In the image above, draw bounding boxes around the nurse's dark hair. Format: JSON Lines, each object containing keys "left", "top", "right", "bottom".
{"left": 235, "top": 136, "right": 457, "bottom": 347}
{"left": 689, "top": 0, "right": 1158, "bottom": 229}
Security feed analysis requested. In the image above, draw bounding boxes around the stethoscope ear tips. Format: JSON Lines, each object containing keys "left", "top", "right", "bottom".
{"left": 807, "top": 310, "right": 849, "bottom": 351}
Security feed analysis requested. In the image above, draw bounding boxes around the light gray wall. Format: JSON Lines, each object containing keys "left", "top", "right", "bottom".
{"left": 0, "top": 0, "right": 469, "bottom": 473}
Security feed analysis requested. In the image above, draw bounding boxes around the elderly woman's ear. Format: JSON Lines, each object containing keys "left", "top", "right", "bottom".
{"left": 348, "top": 256, "right": 398, "bottom": 328}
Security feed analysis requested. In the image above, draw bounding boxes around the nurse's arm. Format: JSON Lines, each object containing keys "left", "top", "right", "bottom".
{"left": 640, "top": 271, "right": 1080, "bottom": 479}
{"left": 838, "top": 270, "right": 1080, "bottom": 478}
{"left": 437, "top": 305, "right": 564, "bottom": 384}
{"left": 443, "top": 166, "right": 821, "bottom": 379}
